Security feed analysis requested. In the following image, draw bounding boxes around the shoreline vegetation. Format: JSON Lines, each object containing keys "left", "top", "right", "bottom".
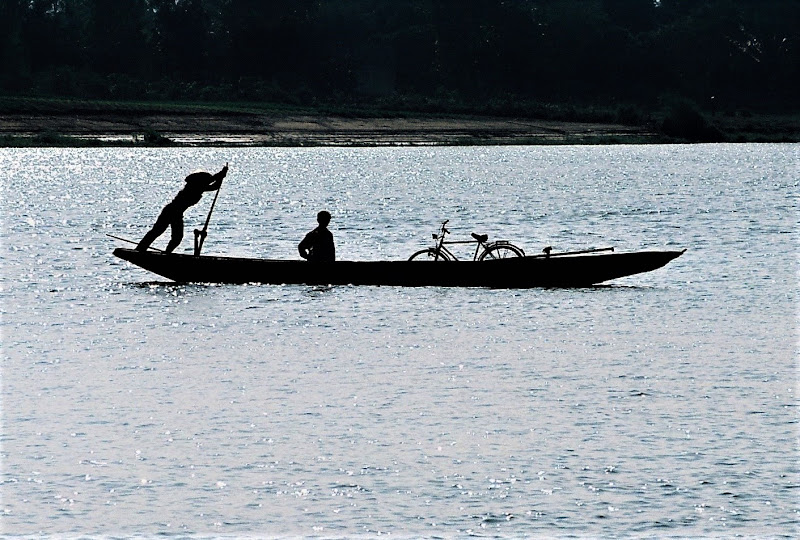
{"left": 1, "top": 96, "right": 797, "bottom": 148}
{"left": 3, "top": 2, "right": 797, "bottom": 148}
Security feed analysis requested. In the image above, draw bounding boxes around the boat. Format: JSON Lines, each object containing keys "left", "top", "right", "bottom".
{"left": 112, "top": 247, "right": 685, "bottom": 288}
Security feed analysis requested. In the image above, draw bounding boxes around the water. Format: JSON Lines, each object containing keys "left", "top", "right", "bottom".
{"left": 1, "top": 144, "right": 797, "bottom": 538}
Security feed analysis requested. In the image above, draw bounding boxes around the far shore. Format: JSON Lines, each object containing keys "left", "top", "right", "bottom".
{"left": 0, "top": 98, "right": 796, "bottom": 146}
{"left": 0, "top": 111, "right": 661, "bottom": 147}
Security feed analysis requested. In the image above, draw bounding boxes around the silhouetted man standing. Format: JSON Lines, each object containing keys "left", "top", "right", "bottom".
{"left": 298, "top": 210, "right": 335, "bottom": 262}
{"left": 136, "top": 164, "right": 228, "bottom": 253}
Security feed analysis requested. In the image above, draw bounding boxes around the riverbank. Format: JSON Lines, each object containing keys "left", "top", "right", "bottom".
{"left": 0, "top": 111, "right": 660, "bottom": 146}
{"left": 0, "top": 97, "right": 796, "bottom": 146}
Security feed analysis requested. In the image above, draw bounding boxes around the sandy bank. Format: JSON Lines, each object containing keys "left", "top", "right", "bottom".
{"left": 0, "top": 112, "right": 656, "bottom": 146}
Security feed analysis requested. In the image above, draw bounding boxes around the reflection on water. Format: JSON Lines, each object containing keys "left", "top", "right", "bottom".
{"left": 1, "top": 144, "right": 797, "bottom": 537}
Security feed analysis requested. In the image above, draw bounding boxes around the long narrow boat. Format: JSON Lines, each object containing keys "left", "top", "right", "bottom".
{"left": 113, "top": 247, "right": 685, "bottom": 288}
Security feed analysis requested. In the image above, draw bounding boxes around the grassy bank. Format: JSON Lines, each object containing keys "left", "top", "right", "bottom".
{"left": 0, "top": 96, "right": 797, "bottom": 147}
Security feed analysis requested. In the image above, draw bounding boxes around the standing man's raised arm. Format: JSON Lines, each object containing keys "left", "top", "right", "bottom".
{"left": 207, "top": 163, "right": 228, "bottom": 191}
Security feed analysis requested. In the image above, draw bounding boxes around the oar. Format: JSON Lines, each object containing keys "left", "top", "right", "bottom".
{"left": 530, "top": 246, "right": 615, "bottom": 259}
{"left": 193, "top": 162, "right": 227, "bottom": 256}
{"left": 106, "top": 233, "right": 165, "bottom": 253}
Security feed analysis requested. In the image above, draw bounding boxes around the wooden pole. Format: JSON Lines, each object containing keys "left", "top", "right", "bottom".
{"left": 530, "top": 246, "right": 615, "bottom": 259}
{"left": 193, "top": 163, "right": 227, "bottom": 256}
{"left": 106, "top": 233, "right": 165, "bottom": 253}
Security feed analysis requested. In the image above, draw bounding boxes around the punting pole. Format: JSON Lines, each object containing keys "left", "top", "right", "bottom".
{"left": 194, "top": 162, "right": 227, "bottom": 257}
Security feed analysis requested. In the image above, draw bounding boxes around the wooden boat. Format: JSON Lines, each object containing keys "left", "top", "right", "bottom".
{"left": 113, "top": 247, "right": 685, "bottom": 288}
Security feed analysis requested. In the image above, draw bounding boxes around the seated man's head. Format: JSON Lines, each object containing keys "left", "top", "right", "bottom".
{"left": 317, "top": 210, "right": 331, "bottom": 227}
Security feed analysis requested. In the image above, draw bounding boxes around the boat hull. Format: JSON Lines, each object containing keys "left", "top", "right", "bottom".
{"left": 113, "top": 248, "right": 685, "bottom": 288}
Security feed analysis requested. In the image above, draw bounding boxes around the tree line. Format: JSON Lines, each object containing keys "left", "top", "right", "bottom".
{"left": 1, "top": 0, "right": 797, "bottom": 117}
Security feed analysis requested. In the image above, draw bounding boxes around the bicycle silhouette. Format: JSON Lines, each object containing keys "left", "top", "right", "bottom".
{"left": 408, "top": 220, "right": 525, "bottom": 261}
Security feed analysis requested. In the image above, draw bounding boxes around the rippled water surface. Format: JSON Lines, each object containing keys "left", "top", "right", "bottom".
{"left": 2, "top": 144, "right": 797, "bottom": 537}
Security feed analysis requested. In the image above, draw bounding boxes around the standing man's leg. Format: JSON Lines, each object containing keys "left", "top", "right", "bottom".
{"left": 165, "top": 215, "right": 184, "bottom": 253}
{"left": 137, "top": 210, "right": 171, "bottom": 251}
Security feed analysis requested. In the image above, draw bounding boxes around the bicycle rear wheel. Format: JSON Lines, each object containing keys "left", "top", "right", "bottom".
{"left": 408, "top": 248, "right": 453, "bottom": 261}
{"left": 478, "top": 243, "right": 525, "bottom": 261}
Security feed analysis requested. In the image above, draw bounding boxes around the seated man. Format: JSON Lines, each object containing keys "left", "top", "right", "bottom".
{"left": 298, "top": 210, "right": 335, "bottom": 262}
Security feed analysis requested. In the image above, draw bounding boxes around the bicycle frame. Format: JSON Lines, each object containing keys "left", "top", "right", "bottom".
{"left": 430, "top": 220, "right": 490, "bottom": 261}
{"left": 409, "top": 220, "right": 525, "bottom": 262}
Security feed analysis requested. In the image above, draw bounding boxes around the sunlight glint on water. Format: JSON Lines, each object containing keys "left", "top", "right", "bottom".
{"left": 1, "top": 144, "right": 797, "bottom": 537}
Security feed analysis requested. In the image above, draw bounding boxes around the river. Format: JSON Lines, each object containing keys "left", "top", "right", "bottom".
{"left": 1, "top": 144, "right": 797, "bottom": 537}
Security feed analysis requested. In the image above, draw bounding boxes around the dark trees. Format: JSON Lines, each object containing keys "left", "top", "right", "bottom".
{"left": 1, "top": 0, "right": 796, "bottom": 114}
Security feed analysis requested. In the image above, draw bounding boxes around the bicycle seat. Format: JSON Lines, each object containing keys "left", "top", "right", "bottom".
{"left": 471, "top": 233, "right": 489, "bottom": 243}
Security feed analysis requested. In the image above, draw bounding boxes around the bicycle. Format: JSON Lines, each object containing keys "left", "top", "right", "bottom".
{"left": 408, "top": 220, "right": 525, "bottom": 261}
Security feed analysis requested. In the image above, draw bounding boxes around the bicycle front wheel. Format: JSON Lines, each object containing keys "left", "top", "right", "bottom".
{"left": 478, "top": 243, "right": 525, "bottom": 261}
{"left": 408, "top": 248, "right": 453, "bottom": 261}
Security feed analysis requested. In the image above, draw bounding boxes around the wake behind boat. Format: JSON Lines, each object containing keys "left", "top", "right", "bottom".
{"left": 112, "top": 247, "right": 685, "bottom": 288}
